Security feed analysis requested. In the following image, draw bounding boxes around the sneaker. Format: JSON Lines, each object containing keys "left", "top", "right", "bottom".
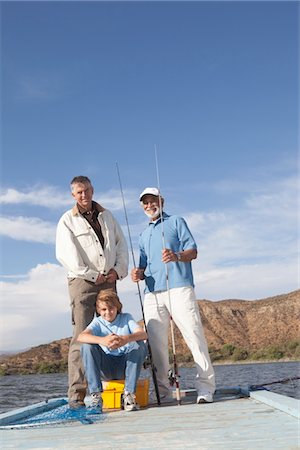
{"left": 90, "top": 392, "right": 102, "bottom": 408}
{"left": 90, "top": 392, "right": 103, "bottom": 408}
{"left": 123, "top": 393, "right": 138, "bottom": 412}
{"left": 196, "top": 393, "right": 214, "bottom": 404}
{"left": 85, "top": 392, "right": 102, "bottom": 414}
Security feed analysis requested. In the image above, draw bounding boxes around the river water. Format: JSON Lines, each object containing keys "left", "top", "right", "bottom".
{"left": 0, "top": 361, "right": 299, "bottom": 414}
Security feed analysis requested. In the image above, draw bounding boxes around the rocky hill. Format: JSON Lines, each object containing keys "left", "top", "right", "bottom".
{"left": 1, "top": 290, "right": 299, "bottom": 375}
{"left": 174, "top": 289, "right": 299, "bottom": 361}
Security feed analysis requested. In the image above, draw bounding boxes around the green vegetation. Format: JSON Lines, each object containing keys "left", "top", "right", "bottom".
{"left": 174, "top": 340, "right": 300, "bottom": 365}
{"left": 0, "top": 360, "right": 68, "bottom": 376}
{"left": 250, "top": 340, "right": 300, "bottom": 361}
{"left": 207, "top": 340, "right": 300, "bottom": 363}
{"left": 207, "top": 344, "right": 249, "bottom": 362}
{"left": 1, "top": 340, "right": 299, "bottom": 375}
{"left": 34, "top": 361, "right": 68, "bottom": 374}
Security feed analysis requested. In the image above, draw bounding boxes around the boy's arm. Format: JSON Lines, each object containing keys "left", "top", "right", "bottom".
{"left": 77, "top": 329, "right": 120, "bottom": 349}
{"left": 117, "top": 327, "right": 147, "bottom": 347}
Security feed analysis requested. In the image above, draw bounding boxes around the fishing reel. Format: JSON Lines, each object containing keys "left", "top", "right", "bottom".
{"left": 168, "top": 369, "right": 179, "bottom": 387}
{"left": 143, "top": 354, "right": 152, "bottom": 370}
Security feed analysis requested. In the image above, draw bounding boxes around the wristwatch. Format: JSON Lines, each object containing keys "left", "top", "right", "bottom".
{"left": 175, "top": 252, "right": 182, "bottom": 261}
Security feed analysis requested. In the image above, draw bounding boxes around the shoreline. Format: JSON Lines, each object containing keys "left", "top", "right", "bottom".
{"left": 0, "top": 358, "right": 299, "bottom": 377}
{"left": 180, "top": 358, "right": 300, "bottom": 368}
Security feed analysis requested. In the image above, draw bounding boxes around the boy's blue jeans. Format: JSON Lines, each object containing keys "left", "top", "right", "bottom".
{"left": 81, "top": 341, "right": 148, "bottom": 394}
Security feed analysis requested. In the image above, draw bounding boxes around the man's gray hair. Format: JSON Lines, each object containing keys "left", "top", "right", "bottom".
{"left": 70, "top": 176, "right": 92, "bottom": 191}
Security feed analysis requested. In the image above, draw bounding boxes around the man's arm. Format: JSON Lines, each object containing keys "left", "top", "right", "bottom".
{"left": 162, "top": 248, "right": 197, "bottom": 263}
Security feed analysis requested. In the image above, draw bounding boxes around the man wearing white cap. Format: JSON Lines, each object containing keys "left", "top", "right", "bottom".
{"left": 131, "top": 187, "right": 215, "bottom": 404}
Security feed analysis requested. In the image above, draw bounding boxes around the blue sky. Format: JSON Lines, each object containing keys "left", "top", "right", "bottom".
{"left": 1, "top": 1, "right": 298, "bottom": 352}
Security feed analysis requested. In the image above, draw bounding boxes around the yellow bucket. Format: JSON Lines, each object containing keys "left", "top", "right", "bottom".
{"left": 102, "top": 379, "right": 149, "bottom": 409}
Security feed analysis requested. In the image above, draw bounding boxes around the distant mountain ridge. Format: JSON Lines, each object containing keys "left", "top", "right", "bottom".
{"left": 0, "top": 290, "right": 299, "bottom": 375}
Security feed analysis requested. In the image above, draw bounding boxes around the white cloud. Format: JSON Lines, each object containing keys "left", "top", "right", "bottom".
{"left": 193, "top": 258, "right": 298, "bottom": 301}
{"left": 0, "top": 185, "right": 138, "bottom": 212}
{"left": 0, "top": 262, "right": 142, "bottom": 352}
{"left": 244, "top": 176, "right": 298, "bottom": 220}
{"left": 178, "top": 173, "right": 298, "bottom": 300}
{"left": 186, "top": 173, "right": 297, "bottom": 267}
{"left": 0, "top": 264, "right": 69, "bottom": 314}
{"left": 94, "top": 188, "right": 138, "bottom": 212}
{"left": 0, "top": 171, "right": 298, "bottom": 351}
{"left": 0, "top": 216, "right": 56, "bottom": 244}
{"left": 0, "top": 186, "right": 140, "bottom": 245}
{"left": 0, "top": 254, "right": 298, "bottom": 352}
{"left": 189, "top": 210, "right": 296, "bottom": 267}
{"left": 0, "top": 187, "right": 72, "bottom": 208}
{"left": 0, "top": 264, "right": 71, "bottom": 351}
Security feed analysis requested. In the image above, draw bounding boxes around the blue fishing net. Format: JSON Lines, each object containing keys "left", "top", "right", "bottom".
{"left": 2, "top": 403, "right": 105, "bottom": 429}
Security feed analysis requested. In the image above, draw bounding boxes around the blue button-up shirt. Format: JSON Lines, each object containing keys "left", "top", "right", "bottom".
{"left": 138, "top": 213, "right": 197, "bottom": 293}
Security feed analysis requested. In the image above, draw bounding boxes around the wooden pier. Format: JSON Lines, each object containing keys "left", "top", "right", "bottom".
{"left": 1, "top": 389, "right": 299, "bottom": 449}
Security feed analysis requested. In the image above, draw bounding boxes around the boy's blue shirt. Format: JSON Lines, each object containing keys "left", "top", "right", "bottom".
{"left": 138, "top": 213, "right": 197, "bottom": 293}
{"left": 87, "top": 312, "right": 140, "bottom": 355}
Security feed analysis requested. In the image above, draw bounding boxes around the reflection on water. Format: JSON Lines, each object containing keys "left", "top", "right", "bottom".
{"left": 0, "top": 361, "right": 299, "bottom": 414}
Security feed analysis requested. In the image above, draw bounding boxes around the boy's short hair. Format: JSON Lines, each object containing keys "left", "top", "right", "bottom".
{"left": 96, "top": 290, "right": 123, "bottom": 313}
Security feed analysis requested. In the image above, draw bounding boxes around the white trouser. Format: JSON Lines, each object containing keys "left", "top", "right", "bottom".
{"left": 144, "top": 286, "right": 215, "bottom": 396}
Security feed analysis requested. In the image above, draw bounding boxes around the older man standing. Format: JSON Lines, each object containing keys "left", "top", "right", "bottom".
{"left": 56, "top": 176, "right": 128, "bottom": 409}
{"left": 131, "top": 187, "right": 215, "bottom": 404}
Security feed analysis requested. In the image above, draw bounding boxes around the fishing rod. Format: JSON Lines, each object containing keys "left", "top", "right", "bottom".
{"left": 154, "top": 145, "right": 181, "bottom": 406}
{"left": 250, "top": 376, "right": 300, "bottom": 390}
{"left": 115, "top": 162, "right": 161, "bottom": 406}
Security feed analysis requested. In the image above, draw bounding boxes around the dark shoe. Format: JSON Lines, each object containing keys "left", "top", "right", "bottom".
{"left": 68, "top": 399, "right": 85, "bottom": 410}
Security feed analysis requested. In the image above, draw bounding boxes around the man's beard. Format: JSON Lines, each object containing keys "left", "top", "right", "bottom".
{"left": 144, "top": 206, "right": 160, "bottom": 220}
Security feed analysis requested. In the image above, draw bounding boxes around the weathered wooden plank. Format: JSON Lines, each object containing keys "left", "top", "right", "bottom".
{"left": 250, "top": 390, "right": 300, "bottom": 419}
{"left": 0, "top": 392, "right": 298, "bottom": 449}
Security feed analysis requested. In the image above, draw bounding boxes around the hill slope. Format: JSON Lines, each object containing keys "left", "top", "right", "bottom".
{"left": 1, "top": 290, "right": 299, "bottom": 374}
{"left": 200, "top": 290, "right": 299, "bottom": 349}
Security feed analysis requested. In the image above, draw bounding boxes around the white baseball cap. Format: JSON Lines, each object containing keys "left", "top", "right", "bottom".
{"left": 139, "top": 187, "right": 161, "bottom": 201}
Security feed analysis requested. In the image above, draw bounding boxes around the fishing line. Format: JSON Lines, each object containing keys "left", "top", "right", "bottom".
{"left": 250, "top": 376, "right": 300, "bottom": 390}
{"left": 115, "top": 162, "right": 161, "bottom": 406}
{"left": 154, "top": 145, "right": 181, "bottom": 405}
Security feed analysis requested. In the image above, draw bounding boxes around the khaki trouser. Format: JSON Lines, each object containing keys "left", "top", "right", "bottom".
{"left": 67, "top": 277, "right": 116, "bottom": 402}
